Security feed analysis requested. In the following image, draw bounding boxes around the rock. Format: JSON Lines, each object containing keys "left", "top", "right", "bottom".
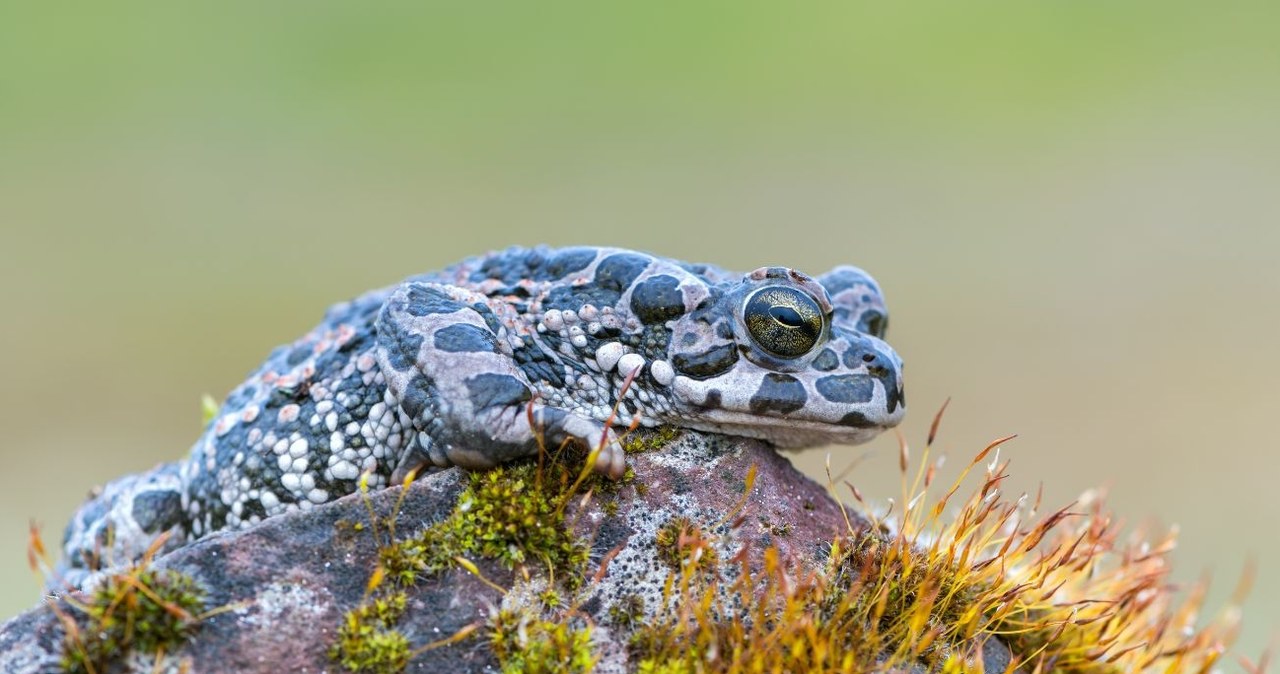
{"left": 0, "top": 431, "right": 1015, "bottom": 673}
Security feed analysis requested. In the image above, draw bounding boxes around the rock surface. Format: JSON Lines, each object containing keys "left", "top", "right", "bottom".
{"left": 0, "top": 431, "right": 1013, "bottom": 673}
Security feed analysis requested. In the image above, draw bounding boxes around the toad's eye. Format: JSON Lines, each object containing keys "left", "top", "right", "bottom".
{"left": 744, "top": 287, "right": 825, "bottom": 358}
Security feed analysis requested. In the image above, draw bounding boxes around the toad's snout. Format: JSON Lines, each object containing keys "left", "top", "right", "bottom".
{"left": 829, "top": 332, "right": 905, "bottom": 423}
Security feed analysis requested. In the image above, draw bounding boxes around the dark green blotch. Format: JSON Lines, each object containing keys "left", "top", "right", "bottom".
{"left": 839, "top": 410, "right": 874, "bottom": 428}
{"left": 465, "top": 373, "right": 531, "bottom": 410}
{"left": 672, "top": 344, "right": 738, "bottom": 379}
{"left": 472, "top": 302, "right": 504, "bottom": 335}
{"left": 131, "top": 490, "right": 183, "bottom": 534}
{"left": 748, "top": 373, "right": 807, "bottom": 415}
{"left": 813, "top": 348, "right": 839, "bottom": 371}
{"left": 433, "top": 323, "right": 498, "bottom": 353}
{"left": 630, "top": 274, "right": 685, "bottom": 324}
{"left": 375, "top": 319, "right": 424, "bottom": 371}
{"left": 594, "top": 253, "right": 651, "bottom": 293}
{"left": 514, "top": 348, "right": 567, "bottom": 389}
{"left": 400, "top": 374, "right": 437, "bottom": 420}
{"left": 842, "top": 344, "right": 874, "bottom": 368}
{"left": 885, "top": 369, "right": 904, "bottom": 413}
{"left": 405, "top": 284, "right": 465, "bottom": 316}
{"left": 469, "top": 248, "right": 542, "bottom": 284}
{"left": 815, "top": 374, "right": 875, "bottom": 404}
{"left": 541, "top": 247, "right": 599, "bottom": 280}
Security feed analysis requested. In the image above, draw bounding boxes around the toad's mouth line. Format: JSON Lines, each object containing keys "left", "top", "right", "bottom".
{"left": 664, "top": 406, "right": 904, "bottom": 448}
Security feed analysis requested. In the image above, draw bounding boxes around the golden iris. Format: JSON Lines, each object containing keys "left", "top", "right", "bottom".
{"left": 744, "top": 287, "right": 825, "bottom": 358}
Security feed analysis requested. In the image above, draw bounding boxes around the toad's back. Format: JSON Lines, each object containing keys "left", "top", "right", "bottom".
{"left": 61, "top": 246, "right": 904, "bottom": 581}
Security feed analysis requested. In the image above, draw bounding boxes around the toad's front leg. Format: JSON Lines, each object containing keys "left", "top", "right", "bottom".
{"left": 375, "top": 281, "right": 626, "bottom": 481}
{"left": 58, "top": 461, "right": 189, "bottom": 586}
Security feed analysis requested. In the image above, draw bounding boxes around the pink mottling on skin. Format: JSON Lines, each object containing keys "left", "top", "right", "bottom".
{"left": 215, "top": 415, "right": 237, "bottom": 437}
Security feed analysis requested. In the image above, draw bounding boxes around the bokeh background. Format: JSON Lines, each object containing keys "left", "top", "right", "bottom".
{"left": 2, "top": 1, "right": 1277, "bottom": 658}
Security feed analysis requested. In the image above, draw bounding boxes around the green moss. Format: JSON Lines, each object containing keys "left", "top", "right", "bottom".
{"left": 328, "top": 593, "right": 411, "bottom": 674}
{"left": 654, "top": 516, "right": 717, "bottom": 573}
{"left": 825, "top": 532, "right": 981, "bottom": 645}
{"left": 334, "top": 442, "right": 608, "bottom": 672}
{"left": 378, "top": 526, "right": 455, "bottom": 587}
{"left": 468, "top": 466, "right": 588, "bottom": 570}
{"left": 606, "top": 594, "right": 645, "bottom": 630}
{"left": 588, "top": 462, "right": 639, "bottom": 520}
{"left": 628, "top": 624, "right": 702, "bottom": 674}
{"left": 538, "top": 587, "right": 563, "bottom": 610}
{"left": 635, "top": 659, "right": 695, "bottom": 674}
{"left": 387, "top": 459, "right": 591, "bottom": 589}
{"left": 60, "top": 567, "right": 206, "bottom": 674}
{"left": 328, "top": 424, "right": 1240, "bottom": 674}
{"left": 490, "top": 608, "right": 596, "bottom": 674}
{"left": 622, "top": 426, "right": 681, "bottom": 454}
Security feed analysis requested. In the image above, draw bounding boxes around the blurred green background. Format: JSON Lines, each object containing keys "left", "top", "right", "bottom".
{"left": 2, "top": 0, "right": 1276, "bottom": 658}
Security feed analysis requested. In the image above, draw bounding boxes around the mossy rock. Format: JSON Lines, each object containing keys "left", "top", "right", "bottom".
{"left": 1, "top": 428, "right": 1240, "bottom": 673}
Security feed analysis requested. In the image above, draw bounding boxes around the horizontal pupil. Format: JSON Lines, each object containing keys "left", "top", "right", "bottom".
{"left": 769, "top": 305, "right": 805, "bottom": 328}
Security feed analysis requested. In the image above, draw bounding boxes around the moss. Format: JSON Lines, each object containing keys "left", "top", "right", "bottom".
{"left": 326, "top": 413, "right": 1246, "bottom": 673}
{"left": 589, "top": 462, "right": 638, "bottom": 520}
{"left": 538, "top": 587, "right": 563, "bottom": 611}
{"left": 816, "top": 532, "right": 986, "bottom": 665}
{"left": 394, "top": 459, "right": 590, "bottom": 588}
{"left": 652, "top": 517, "right": 686, "bottom": 568}
{"left": 607, "top": 593, "right": 646, "bottom": 630}
{"left": 460, "top": 467, "right": 582, "bottom": 569}
{"left": 635, "top": 660, "right": 694, "bottom": 674}
{"left": 653, "top": 516, "right": 717, "bottom": 574}
{"left": 367, "top": 443, "right": 605, "bottom": 590}
{"left": 334, "top": 440, "right": 609, "bottom": 672}
{"left": 621, "top": 426, "right": 681, "bottom": 454}
{"left": 59, "top": 567, "right": 206, "bottom": 674}
{"left": 328, "top": 593, "right": 411, "bottom": 674}
{"left": 625, "top": 428, "right": 1247, "bottom": 673}
{"left": 378, "top": 526, "right": 455, "bottom": 587}
{"left": 490, "top": 608, "right": 596, "bottom": 674}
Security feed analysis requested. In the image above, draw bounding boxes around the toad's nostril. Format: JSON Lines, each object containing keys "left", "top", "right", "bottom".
{"left": 861, "top": 353, "right": 876, "bottom": 363}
